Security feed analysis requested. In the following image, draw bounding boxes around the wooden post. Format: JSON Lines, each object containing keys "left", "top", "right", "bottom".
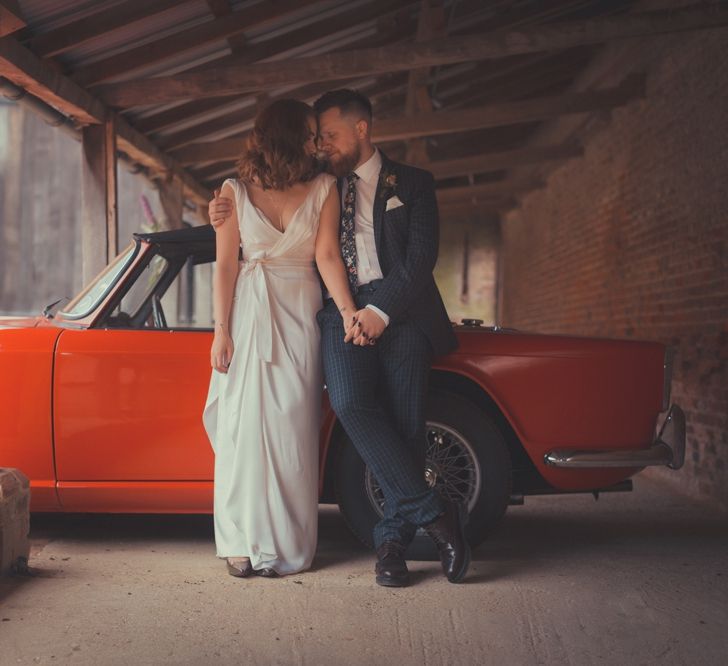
{"left": 81, "top": 114, "right": 118, "bottom": 283}
{"left": 405, "top": 0, "right": 446, "bottom": 165}
{"left": 156, "top": 175, "right": 184, "bottom": 230}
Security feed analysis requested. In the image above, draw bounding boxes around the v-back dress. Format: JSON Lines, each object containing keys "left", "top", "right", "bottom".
{"left": 202, "top": 172, "right": 335, "bottom": 575}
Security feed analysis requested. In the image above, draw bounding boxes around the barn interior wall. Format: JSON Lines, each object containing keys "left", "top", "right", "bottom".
{"left": 0, "top": 102, "right": 182, "bottom": 316}
{"left": 499, "top": 29, "right": 728, "bottom": 507}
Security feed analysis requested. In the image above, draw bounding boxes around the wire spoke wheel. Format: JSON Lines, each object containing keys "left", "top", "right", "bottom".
{"left": 364, "top": 421, "right": 482, "bottom": 518}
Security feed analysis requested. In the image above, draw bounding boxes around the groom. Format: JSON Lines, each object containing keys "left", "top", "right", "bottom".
{"left": 209, "top": 89, "right": 468, "bottom": 587}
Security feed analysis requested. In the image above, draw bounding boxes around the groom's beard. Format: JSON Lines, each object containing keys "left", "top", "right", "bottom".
{"left": 323, "top": 145, "right": 361, "bottom": 178}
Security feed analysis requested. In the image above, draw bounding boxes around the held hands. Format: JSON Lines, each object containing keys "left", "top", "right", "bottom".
{"left": 211, "top": 328, "right": 234, "bottom": 373}
{"left": 345, "top": 308, "right": 386, "bottom": 346}
{"left": 209, "top": 188, "right": 233, "bottom": 228}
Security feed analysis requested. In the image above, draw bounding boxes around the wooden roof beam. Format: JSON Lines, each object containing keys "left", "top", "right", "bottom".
{"left": 0, "top": 0, "right": 25, "bottom": 37}
{"left": 427, "top": 143, "right": 583, "bottom": 180}
{"left": 97, "top": 4, "right": 728, "bottom": 107}
{"left": 0, "top": 33, "right": 105, "bottom": 124}
{"left": 169, "top": 74, "right": 641, "bottom": 165}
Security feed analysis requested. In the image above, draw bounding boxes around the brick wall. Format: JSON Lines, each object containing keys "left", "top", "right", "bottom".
{"left": 499, "top": 29, "right": 728, "bottom": 507}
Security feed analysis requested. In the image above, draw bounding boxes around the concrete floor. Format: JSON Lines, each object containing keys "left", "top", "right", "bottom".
{"left": 1, "top": 476, "right": 726, "bottom": 666}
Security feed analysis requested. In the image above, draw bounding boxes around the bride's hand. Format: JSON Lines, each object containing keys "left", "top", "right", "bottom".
{"left": 211, "top": 330, "right": 234, "bottom": 373}
{"left": 340, "top": 306, "right": 356, "bottom": 337}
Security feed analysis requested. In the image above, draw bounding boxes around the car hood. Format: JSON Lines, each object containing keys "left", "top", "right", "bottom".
{"left": 0, "top": 315, "right": 44, "bottom": 329}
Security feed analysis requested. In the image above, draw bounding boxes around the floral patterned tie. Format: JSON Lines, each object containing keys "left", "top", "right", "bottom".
{"left": 341, "top": 172, "right": 359, "bottom": 293}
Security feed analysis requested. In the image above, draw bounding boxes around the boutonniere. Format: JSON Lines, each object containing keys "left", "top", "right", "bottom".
{"left": 378, "top": 168, "right": 398, "bottom": 199}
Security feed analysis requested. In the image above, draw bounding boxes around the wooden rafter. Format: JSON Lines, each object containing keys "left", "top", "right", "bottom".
{"left": 132, "top": 0, "right": 416, "bottom": 135}
{"left": 0, "top": 0, "right": 25, "bottom": 37}
{"left": 26, "top": 0, "right": 185, "bottom": 58}
{"left": 71, "top": 0, "right": 325, "bottom": 87}
{"left": 0, "top": 34, "right": 105, "bottom": 124}
{"left": 204, "top": 0, "right": 248, "bottom": 54}
{"left": 0, "top": 33, "right": 209, "bottom": 203}
{"left": 372, "top": 74, "right": 645, "bottom": 142}
{"left": 96, "top": 5, "right": 728, "bottom": 107}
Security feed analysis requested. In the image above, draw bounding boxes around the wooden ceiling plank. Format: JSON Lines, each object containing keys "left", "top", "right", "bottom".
{"left": 97, "top": 5, "right": 728, "bottom": 107}
{"left": 28, "top": 0, "right": 186, "bottom": 58}
{"left": 72, "top": 0, "right": 325, "bottom": 87}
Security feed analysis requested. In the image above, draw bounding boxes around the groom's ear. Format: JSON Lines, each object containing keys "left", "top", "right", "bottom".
{"left": 355, "top": 118, "right": 370, "bottom": 139}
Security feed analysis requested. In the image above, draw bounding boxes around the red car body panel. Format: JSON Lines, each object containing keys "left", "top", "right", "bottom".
{"left": 440, "top": 332, "right": 664, "bottom": 490}
{"left": 0, "top": 324, "right": 61, "bottom": 510}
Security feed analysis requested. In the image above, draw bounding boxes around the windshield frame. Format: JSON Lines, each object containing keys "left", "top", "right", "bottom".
{"left": 58, "top": 241, "right": 140, "bottom": 320}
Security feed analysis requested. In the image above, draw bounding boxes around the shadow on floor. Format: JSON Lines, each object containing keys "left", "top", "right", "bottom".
{"left": 10, "top": 489, "right": 728, "bottom": 591}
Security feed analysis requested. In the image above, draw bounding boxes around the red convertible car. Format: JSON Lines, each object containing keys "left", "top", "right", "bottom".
{"left": 0, "top": 225, "right": 685, "bottom": 551}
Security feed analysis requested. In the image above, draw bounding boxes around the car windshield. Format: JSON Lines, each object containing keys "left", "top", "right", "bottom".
{"left": 60, "top": 242, "right": 137, "bottom": 318}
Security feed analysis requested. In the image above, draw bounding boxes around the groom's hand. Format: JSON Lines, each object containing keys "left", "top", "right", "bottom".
{"left": 345, "top": 308, "right": 386, "bottom": 346}
{"left": 209, "top": 188, "right": 233, "bottom": 228}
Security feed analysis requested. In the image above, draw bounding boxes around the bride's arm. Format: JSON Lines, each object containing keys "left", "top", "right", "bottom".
{"left": 211, "top": 182, "right": 241, "bottom": 373}
{"left": 315, "top": 183, "right": 356, "bottom": 330}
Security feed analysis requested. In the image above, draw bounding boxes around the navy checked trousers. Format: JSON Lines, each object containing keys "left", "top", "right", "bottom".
{"left": 317, "top": 286, "right": 445, "bottom": 548}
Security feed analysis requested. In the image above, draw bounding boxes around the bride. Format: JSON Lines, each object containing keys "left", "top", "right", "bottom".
{"left": 202, "top": 99, "right": 355, "bottom": 578}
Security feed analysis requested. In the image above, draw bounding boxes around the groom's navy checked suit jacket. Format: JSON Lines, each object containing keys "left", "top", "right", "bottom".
{"left": 339, "top": 151, "right": 458, "bottom": 357}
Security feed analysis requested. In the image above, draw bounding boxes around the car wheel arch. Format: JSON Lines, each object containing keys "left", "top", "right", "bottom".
{"left": 319, "top": 369, "right": 544, "bottom": 503}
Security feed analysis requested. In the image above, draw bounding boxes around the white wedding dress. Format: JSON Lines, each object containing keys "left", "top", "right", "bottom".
{"left": 203, "top": 172, "right": 335, "bottom": 575}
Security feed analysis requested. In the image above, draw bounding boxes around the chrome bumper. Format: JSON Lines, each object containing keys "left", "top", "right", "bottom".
{"left": 544, "top": 405, "right": 686, "bottom": 470}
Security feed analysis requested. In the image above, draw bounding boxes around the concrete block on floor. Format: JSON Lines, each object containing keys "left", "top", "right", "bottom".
{"left": 0, "top": 467, "right": 30, "bottom": 576}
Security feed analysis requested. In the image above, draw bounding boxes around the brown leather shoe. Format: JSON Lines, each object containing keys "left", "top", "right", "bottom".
{"left": 424, "top": 500, "right": 470, "bottom": 583}
{"left": 375, "top": 541, "right": 409, "bottom": 587}
{"left": 226, "top": 558, "right": 252, "bottom": 578}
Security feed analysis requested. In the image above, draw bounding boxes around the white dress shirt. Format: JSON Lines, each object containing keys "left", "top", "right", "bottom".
{"left": 346, "top": 148, "right": 389, "bottom": 326}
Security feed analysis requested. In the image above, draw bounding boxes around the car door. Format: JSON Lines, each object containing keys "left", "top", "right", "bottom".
{"left": 53, "top": 252, "right": 217, "bottom": 511}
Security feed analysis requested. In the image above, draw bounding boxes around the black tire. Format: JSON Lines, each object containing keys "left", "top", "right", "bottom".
{"left": 334, "top": 389, "right": 512, "bottom": 560}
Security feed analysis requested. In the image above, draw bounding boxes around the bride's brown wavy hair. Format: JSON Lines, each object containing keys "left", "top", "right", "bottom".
{"left": 236, "top": 99, "right": 318, "bottom": 190}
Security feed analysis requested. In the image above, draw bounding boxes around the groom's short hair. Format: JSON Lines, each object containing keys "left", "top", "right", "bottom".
{"left": 313, "top": 89, "right": 372, "bottom": 123}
